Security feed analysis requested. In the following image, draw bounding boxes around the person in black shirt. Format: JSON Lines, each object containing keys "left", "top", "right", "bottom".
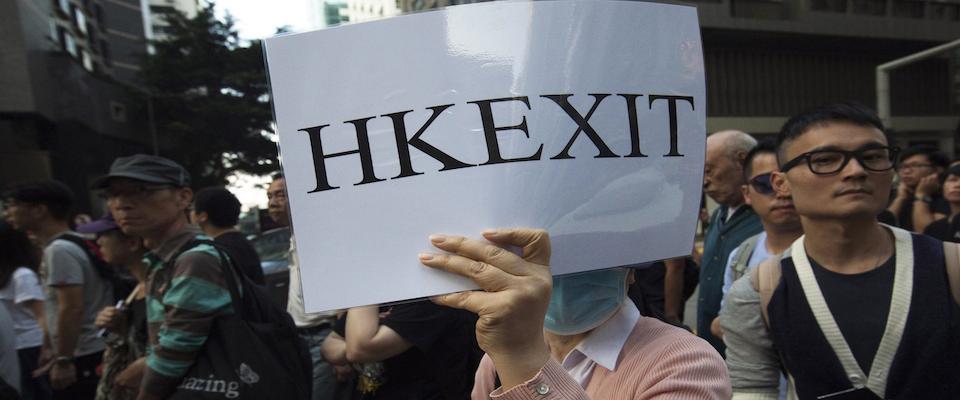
{"left": 721, "top": 102, "right": 960, "bottom": 399}
{"left": 191, "top": 187, "right": 265, "bottom": 284}
{"left": 321, "top": 300, "right": 481, "bottom": 400}
{"left": 886, "top": 145, "right": 950, "bottom": 233}
{"left": 924, "top": 165, "right": 960, "bottom": 243}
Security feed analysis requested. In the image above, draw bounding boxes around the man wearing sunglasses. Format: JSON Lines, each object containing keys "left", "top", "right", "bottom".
{"left": 721, "top": 102, "right": 960, "bottom": 399}
{"left": 711, "top": 140, "right": 802, "bottom": 340}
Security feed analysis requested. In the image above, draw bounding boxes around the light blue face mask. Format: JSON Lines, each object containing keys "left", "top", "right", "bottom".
{"left": 544, "top": 268, "right": 629, "bottom": 336}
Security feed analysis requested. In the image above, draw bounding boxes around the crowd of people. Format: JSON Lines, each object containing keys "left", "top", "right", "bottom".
{"left": 0, "top": 101, "right": 957, "bottom": 400}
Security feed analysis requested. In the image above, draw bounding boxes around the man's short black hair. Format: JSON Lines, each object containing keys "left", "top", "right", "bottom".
{"left": 947, "top": 164, "right": 960, "bottom": 179}
{"left": 271, "top": 172, "right": 284, "bottom": 181}
{"left": 3, "top": 180, "right": 75, "bottom": 221}
{"left": 743, "top": 139, "right": 778, "bottom": 179}
{"left": 776, "top": 102, "right": 886, "bottom": 164}
{"left": 899, "top": 145, "right": 949, "bottom": 170}
{"left": 193, "top": 187, "right": 241, "bottom": 228}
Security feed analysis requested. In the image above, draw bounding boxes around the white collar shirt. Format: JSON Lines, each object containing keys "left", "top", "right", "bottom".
{"left": 725, "top": 204, "right": 743, "bottom": 223}
{"left": 559, "top": 301, "right": 641, "bottom": 388}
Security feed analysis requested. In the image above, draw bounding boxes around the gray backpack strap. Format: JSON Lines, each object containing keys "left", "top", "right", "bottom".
{"left": 751, "top": 253, "right": 784, "bottom": 328}
{"left": 943, "top": 241, "right": 960, "bottom": 305}
{"left": 731, "top": 234, "right": 761, "bottom": 283}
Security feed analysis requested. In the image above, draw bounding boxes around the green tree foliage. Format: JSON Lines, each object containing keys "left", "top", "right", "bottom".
{"left": 140, "top": 3, "right": 277, "bottom": 187}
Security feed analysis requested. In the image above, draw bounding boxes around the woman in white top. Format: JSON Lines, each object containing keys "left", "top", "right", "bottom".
{"left": 0, "top": 224, "right": 52, "bottom": 399}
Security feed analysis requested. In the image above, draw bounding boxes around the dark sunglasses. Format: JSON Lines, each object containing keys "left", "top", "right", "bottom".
{"left": 748, "top": 173, "right": 775, "bottom": 196}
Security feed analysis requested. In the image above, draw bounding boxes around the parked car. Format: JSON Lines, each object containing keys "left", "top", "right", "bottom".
{"left": 251, "top": 227, "right": 291, "bottom": 307}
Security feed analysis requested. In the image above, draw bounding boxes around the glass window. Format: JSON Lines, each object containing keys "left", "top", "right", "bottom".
{"left": 81, "top": 50, "right": 94, "bottom": 72}
{"left": 64, "top": 32, "right": 78, "bottom": 58}
{"left": 49, "top": 20, "right": 60, "bottom": 44}
{"left": 100, "top": 40, "right": 111, "bottom": 65}
{"left": 75, "top": 7, "right": 88, "bottom": 35}
{"left": 810, "top": 0, "right": 847, "bottom": 12}
{"left": 892, "top": 0, "right": 924, "bottom": 18}
{"left": 94, "top": 4, "right": 104, "bottom": 27}
{"left": 851, "top": 0, "right": 886, "bottom": 15}
{"left": 929, "top": 3, "right": 959, "bottom": 20}
{"left": 58, "top": 0, "right": 70, "bottom": 14}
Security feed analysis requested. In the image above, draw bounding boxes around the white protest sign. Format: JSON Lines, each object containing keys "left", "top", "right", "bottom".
{"left": 264, "top": 0, "right": 705, "bottom": 312}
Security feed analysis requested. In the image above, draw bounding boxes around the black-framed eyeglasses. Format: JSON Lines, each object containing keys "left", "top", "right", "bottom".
{"left": 748, "top": 173, "right": 775, "bottom": 195}
{"left": 780, "top": 146, "right": 900, "bottom": 175}
{"left": 97, "top": 183, "right": 176, "bottom": 200}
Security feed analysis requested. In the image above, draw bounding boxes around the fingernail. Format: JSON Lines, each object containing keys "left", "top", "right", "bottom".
{"left": 419, "top": 253, "right": 434, "bottom": 261}
{"left": 429, "top": 234, "right": 447, "bottom": 244}
{"left": 481, "top": 229, "right": 498, "bottom": 236}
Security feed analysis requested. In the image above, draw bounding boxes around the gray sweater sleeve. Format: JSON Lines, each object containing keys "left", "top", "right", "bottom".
{"left": 719, "top": 274, "right": 782, "bottom": 399}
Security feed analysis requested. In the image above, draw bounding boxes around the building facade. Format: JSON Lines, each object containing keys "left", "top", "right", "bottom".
{"left": 1, "top": 0, "right": 154, "bottom": 214}
{"left": 311, "top": 0, "right": 350, "bottom": 28}
{"left": 143, "top": 0, "right": 198, "bottom": 43}
{"left": 346, "top": 0, "right": 401, "bottom": 23}
{"left": 399, "top": 0, "right": 960, "bottom": 152}
{"left": 695, "top": 0, "right": 959, "bottom": 150}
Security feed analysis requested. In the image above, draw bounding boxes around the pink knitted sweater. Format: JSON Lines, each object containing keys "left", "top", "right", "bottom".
{"left": 472, "top": 317, "right": 731, "bottom": 400}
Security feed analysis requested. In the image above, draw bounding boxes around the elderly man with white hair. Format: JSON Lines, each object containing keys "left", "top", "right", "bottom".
{"left": 697, "top": 130, "right": 763, "bottom": 354}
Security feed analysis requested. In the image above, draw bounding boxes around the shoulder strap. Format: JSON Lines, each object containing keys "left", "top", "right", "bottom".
{"left": 942, "top": 241, "right": 960, "bottom": 305}
{"left": 54, "top": 233, "right": 114, "bottom": 279}
{"left": 54, "top": 233, "right": 98, "bottom": 260}
{"left": 751, "top": 255, "right": 782, "bottom": 328}
{"left": 170, "top": 239, "right": 245, "bottom": 318}
{"left": 731, "top": 234, "right": 761, "bottom": 282}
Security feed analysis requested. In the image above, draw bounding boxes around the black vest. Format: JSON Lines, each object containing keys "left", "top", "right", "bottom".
{"left": 767, "top": 233, "right": 960, "bottom": 399}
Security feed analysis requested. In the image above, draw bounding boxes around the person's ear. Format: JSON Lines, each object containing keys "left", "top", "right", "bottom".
{"left": 32, "top": 204, "right": 49, "bottom": 219}
{"left": 741, "top": 184, "right": 752, "bottom": 206}
{"left": 626, "top": 269, "right": 636, "bottom": 286}
{"left": 735, "top": 151, "right": 749, "bottom": 165}
{"left": 196, "top": 211, "right": 209, "bottom": 225}
{"left": 772, "top": 171, "right": 791, "bottom": 197}
{"left": 176, "top": 188, "right": 193, "bottom": 211}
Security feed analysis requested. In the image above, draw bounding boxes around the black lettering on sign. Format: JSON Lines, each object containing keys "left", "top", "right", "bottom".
{"left": 297, "top": 92, "right": 696, "bottom": 193}
{"left": 382, "top": 104, "right": 475, "bottom": 180}
{"left": 542, "top": 94, "right": 619, "bottom": 160}
{"left": 467, "top": 96, "right": 543, "bottom": 165}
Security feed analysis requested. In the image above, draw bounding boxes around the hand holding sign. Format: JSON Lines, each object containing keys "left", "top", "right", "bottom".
{"left": 420, "top": 228, "right": 552, "bottom": 390}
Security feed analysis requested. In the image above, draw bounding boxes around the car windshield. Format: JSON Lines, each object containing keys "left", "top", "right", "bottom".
{"left": 251, "top": 227, "right": 291, "bottom": 262}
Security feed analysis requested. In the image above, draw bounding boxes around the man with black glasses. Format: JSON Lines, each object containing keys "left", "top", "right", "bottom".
{"left": 722, "top": 102, "right": 960, "bottom": 399}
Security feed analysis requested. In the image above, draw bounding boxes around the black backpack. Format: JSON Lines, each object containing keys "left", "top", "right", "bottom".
{"left": 166, "top": 239, "right": 312, "bottom": 400}
{"left": 56, "top": 233, "right": 137, "bottom": 303}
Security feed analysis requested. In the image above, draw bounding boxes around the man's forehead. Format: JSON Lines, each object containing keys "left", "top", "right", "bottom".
{"left": 902, "top": 153, "right": 930, "bottom": 163}
{"left": 784, "top": 122, "right": 886, "bottom": 155}
{"left": 749, "top": 153, "right": 778, "bottom": 177}
{"left": 267, "top": 179, "right": 286, "bottom": 191}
